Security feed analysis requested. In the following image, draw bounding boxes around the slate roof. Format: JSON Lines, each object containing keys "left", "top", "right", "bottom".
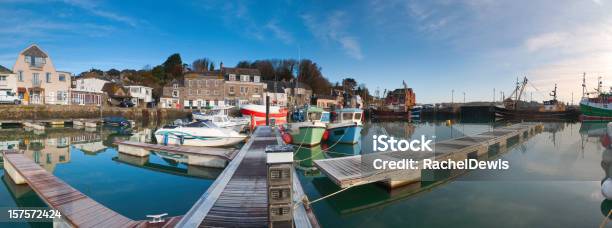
{"left": 21, "top": 45, "right": 48, "bottom": 58}
{"left": 0, "top": 65, "right": 13, "bottom": 74}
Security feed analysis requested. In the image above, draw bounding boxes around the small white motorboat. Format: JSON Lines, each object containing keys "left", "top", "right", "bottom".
{"left": 154, "top": 120, "right": 246, "bottom": 147}
{"left": 193, "top": 106, "right": 249, "bottom": 132}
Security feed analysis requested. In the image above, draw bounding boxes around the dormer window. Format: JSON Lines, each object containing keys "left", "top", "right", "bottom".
{"left": 173, "top": 83, "right": 178, "bottom": 89}
{"left": 229, "top": 74, "right": 236, "bottom": 81}
{"left": 25, "top": 55, "right": 45, "bottom": 68}
{"left": 254, "top": 76, "right": 260, "bottom": 83}
{"left": 241, "top": 75, "right": 249, "bottom": 82}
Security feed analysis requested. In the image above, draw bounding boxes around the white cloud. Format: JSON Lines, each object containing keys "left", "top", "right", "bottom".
{"left": 266, "top": 20, "right": 294, "bottom": 44}
{"left": 525, "top": 32, "right": 570, "bottom": 52}
{"left": 62, "top": 0, "right": 140, "bottom": 27}
{"left": 302, "top": 11, "right": 364, "bottom": 60}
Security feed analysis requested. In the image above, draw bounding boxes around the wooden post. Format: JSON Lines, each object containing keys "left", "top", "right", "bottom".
{"left": 266, "top": 144, "right": 294, "bottom": 228}
{"left": 266, "top": 95, "right": 270, "bottom": 126}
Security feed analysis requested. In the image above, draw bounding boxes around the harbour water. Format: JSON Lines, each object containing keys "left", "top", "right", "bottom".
{"left": 0, "top": 120, "right": 610, "bottom": 227}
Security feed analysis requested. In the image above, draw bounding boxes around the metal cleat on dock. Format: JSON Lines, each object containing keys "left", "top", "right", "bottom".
{"left": 147, "top": 213, "right": 168, "bottom": 223}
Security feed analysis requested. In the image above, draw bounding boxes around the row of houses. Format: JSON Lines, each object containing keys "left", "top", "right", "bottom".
{"left": 0, "top": 44, "right": 153, "bottom": 107}
{"left": 159, "top": 67, "right": 313, "bottom": 109}
{"left": 0, "top": 44, "right": 320, "bottom": 109}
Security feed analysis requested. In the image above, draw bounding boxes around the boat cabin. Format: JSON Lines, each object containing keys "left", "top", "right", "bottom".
{"left": 335, "top": 108, "right": 363, "bottom": 125}
{"left": 302, "top": 106, "right": 330, "bottom": 123}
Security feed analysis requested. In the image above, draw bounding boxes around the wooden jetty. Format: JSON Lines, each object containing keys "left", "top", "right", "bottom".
{"left": 2, "top": 151, "right": 182, "bottom": 227}
{"left": 177, "top": 126, "right": 318, "bottom": 228}
{"left": 115, "top": 140, "right": 238, "bottom": 168}
{"left": 0, "top": 118, "right": 102, "bottom": 126}
{"left": 314, "top": 122, "right": 544, "bottom": 189}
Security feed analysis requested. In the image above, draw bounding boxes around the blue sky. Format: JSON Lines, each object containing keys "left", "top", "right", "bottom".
{"left": 1, "top": 0, "right": 611, "bottom": 103}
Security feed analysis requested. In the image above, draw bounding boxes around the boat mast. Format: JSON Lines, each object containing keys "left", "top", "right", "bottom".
{"left": 550, "top": 84, "right": 557, "bottom": 101}
{"left": 582, "top": 72, "right": 586, "bottom": 97}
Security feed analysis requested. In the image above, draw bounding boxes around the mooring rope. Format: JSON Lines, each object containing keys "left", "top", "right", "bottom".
{"left": 600, "top": 209, "right": 612, "bottom": 228}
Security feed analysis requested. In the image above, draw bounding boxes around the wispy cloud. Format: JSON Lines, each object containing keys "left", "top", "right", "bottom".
{"left": 266, "top": 20, "right": 294, "bottom": 44}
{"left": 302, "top": 11, "right": 364, "bottom": 60}
{"left": 62, "top": 0, "right": 140, "bottom": 27}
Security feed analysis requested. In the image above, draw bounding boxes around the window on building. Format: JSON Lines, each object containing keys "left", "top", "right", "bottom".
{"left": 25, "top": 56, "right": 46, "bottom": 68}
{"left": 241, "top": 75, "right": 249, "bottom": 82}
{"left": 240, "top": 87, "right": 245, "bottom": 94}
{"left": 0, "top": 76, "right": 5, "bottom": 81}
{"left": 46, "top": 73, "right": 51, "bottom": 83}
{"left": 130, "top": 87, "right": 139, "bottom": 93}
{"left": 229, "top": 86, "right": 234, "bottom": 93}
{"left": 229, "top": 74, "right": 236, "bottom": 81}
{"left": 59, "top": 74, "right": 66, "bottom": 81}
{"left": 254, "top": 88, "right": 259, "bottom": 93}
{"left": 18, "top": 71, "right": 23, "bottom": 81}
{"left": 173, "top": 84, "right": 178, "bottom": 89}
{"left": 33, "top": 73, "right": 40, "bottom": 84}
{"left": 254, "top": 76, "right": 260, "bottom": 83}
{"left": 198, "top": 80, "right": 203, "bottom": 88}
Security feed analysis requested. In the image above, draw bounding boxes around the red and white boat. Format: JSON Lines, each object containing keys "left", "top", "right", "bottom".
{"left": 240, "top": 104, "right": 288, "bottom": 127}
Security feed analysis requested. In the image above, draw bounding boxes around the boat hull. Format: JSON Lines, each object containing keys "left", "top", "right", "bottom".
{"left": 371, "top": 109, "right": 411, "bottom": 120}
{"left": 580, "top": 103, "right": 612, "bottom": 121}
{"left": 494, "top": 106, "right": 579, "bottom": 120}
{"left": 327, "top": 124, "right": 362, "bottom": 144}
{"left": 154, "top": 128, "right": 245, "bottom": 147}
{"left": 290, "top": 126, "right": 326, "bottom": 146}
{"left": 240, "top": 105, "right": 288, "bottom": 127}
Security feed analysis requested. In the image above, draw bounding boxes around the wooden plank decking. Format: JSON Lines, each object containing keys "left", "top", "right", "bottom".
{"left": 2, "top": 151, "right": 180, "bottom": 228}
{"left": 177, "top": 126, "right": 318, "bottom": 228}
{"left": 314, "top": 122, "right": 543, "bottom": 188}
{"left": 115, "top": 140, "right": 238, "bottom": 160}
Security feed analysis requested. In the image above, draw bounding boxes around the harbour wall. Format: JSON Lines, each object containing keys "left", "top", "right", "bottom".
{"left": 0, "top": 105, "right": 190, "bottom": 122}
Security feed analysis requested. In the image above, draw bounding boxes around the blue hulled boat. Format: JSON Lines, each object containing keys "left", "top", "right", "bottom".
{"left": 326, "top": 108, "right": 363, "bottom": 144}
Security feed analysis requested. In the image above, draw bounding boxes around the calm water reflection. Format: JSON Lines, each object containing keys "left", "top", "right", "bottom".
{"left": 0, "top": 125, "right": 218, "bottom": 227}
{"left": 298, "top": 120, "right": 611, "bottom": 227}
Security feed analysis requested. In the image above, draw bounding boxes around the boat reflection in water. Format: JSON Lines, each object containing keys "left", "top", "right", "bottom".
{"left": 112, "top": 152, "right": 222, "bottom": 179}
{"left": 321, "top": 140, "right": 362, "bottom": 158}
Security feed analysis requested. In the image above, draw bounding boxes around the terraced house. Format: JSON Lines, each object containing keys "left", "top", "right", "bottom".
{"left": 12, "top": 44, "right": 71, "bottom": 105}
{"left": 182, "top": 71, "right": 225, "bottom": 109}
{"left": 223, "top": 67, "right": 264, "bottom": 106}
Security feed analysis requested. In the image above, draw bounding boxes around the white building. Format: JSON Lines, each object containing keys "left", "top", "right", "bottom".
{"left": 125, "top": 85, "right": 153, "bottom": 107}
{"left": 263, "top": 81, "right": 288, "bottom": 107}
{"left": 12, "top": 44, "right": 71, "bottom": 105}
{"left": 0, "top": 65, "right": 16, "bottom": 93}
{"left": 71, "top": 77, "right": 109, "bottom": 106}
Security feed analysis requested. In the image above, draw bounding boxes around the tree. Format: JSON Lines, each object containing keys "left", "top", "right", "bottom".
{"left": 342, "top": 78, "right": 358, "bottom": 92}
{"left": 162, "top": 53, "right": 183, "bottom": 81}
{"left": 209, "top": 62, "right": 215, "bottom": 71}
{"left": 192, "top": 58, "right": 211, "bottom": 72}
{"left": 236, "top": 61, "right": 251, "bottom": 68}
{"left": 297, "top": 59, "right": 332, "bottom": 95}
{"left": 106, "top": 68, "right": 120, "bottom": 78}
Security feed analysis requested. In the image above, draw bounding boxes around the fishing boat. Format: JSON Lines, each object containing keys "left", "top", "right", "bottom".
{"left": 239, "top": 104, "right": 288, "bottom": 127}
{"left": 326, "top": 108, "right": 363, "bottom": 144}
{"left": 371, "top": 81, "right": 415, "bottom": 120}
{"left": 494, "top": 78, "right": 579, "bottom": 120}
{"left": 154, "top": 120, "right": 246, "bottom": 147}
{"left": 283, "top": 106, "right": 330, "bottom": 146}
{"left": 580, "top": 76, "right": 612, "bottom": 121}
{"left": 193, "top": 106, "right": 249, "bottom": 132}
